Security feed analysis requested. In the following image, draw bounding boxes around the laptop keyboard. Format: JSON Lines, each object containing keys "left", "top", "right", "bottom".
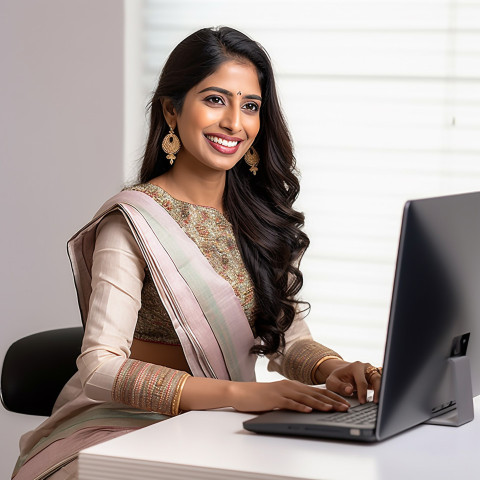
{"left": 321, "top": 402, "right": 378, "bottom": 425}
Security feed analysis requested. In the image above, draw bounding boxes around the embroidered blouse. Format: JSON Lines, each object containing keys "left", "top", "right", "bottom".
{"left": 78, "top": 184, "right": 341, "bottom": 417}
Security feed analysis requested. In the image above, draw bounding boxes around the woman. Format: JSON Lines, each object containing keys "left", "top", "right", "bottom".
{"left": 13, "top": 27, "right": 381, "bottom": 479}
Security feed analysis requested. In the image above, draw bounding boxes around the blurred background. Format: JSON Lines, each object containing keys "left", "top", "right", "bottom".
{"left": 1, "top": 1, "right": 479, "bottom": 477}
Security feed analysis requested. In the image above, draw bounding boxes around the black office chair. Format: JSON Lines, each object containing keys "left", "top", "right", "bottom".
{"left": 1, "top": 327, "right": 84, "bottom": 416}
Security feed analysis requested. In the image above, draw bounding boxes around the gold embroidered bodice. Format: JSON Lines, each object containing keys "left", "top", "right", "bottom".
{"left": 130, "top": 183, "right": 255, "bottom": 345}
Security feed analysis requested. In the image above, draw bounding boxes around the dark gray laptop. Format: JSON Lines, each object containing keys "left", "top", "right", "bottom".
{"left": 244, "top": 191, "right": 479, "bottom": 442}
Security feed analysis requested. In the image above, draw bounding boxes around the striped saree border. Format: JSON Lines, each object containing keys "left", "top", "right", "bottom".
{"left": 13, "top": 404, "right": 167, "bottom": 475}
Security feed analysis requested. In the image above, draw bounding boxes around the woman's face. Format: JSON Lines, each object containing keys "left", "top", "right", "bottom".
{"left": 170, "top": 60, "right": 262, "bottom": 174}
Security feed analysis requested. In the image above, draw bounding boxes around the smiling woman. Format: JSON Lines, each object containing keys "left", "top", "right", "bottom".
{"left": 138, "top": 27, "right": 310, "bottom": 359}
{"left": 12, "top": 27, "right": 381, "bottom": 480}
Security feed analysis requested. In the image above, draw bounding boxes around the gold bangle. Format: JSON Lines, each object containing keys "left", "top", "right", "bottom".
{"left": 311, "top": 355, "right": 343, "bottom": 384}
{"left": 171, "top": 373, "right": 191, "bottom": 416}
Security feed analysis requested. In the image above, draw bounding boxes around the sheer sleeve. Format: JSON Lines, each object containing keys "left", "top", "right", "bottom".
{"left": 266, "top": 312, "right": 342, "bottom": 385}
{"left": 76, "top": 211, "right": 190, "bottom": 416}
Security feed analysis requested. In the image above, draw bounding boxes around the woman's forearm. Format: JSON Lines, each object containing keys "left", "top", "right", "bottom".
{"left": 178, "top": 376, "right": 350, "bottom": 413}
{"left": 179, "top": 376, "right": 233, "bottom": 411}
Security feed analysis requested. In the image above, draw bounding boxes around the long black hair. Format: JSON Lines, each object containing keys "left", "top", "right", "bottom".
{"left": 140, "top": 27, "right": 310, "bottom": 355}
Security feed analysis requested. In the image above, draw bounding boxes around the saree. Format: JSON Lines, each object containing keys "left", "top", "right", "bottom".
{"left": 70, "top": 189, "right": 256, "bottom": 381}
{"left": 13, "top": 189, "right": 257, "bottom": 479}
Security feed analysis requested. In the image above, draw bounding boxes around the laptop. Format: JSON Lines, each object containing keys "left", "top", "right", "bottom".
{"left": 244, "top": 191, "right": 480, "bottom": 442}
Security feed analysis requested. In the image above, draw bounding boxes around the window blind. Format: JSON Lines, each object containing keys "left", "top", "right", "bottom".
{"left": 132, "top": 0, "right": 480, "bottom": 370}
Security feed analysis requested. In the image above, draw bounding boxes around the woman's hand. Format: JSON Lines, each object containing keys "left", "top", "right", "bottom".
{"left": 228, "top": 379, "right": 350, "bottom": 413}
{"left": 322, "top": 360, "right": 382, "bottom": 404}
{"left": 179, "top": 377, "right": 350, "bottom": 413}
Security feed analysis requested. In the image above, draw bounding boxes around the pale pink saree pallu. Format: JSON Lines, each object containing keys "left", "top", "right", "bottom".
{"left": 13, "top": 189, "right": 256, "bottom": 479}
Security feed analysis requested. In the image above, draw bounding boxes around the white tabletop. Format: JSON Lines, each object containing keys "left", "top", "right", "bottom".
{"left": 79, "top": 396, "right": 480, "bottom": 480}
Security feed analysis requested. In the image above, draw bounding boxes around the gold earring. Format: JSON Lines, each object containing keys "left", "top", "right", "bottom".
{"left": 162, "top": 126, "right": 181, "bottom": 165}
{"left": 244, "top": 147, "right": 259, "bottom": 175}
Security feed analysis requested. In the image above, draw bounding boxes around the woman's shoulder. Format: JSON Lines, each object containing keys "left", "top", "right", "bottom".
{"left": 95, "top": 210, "right": 141, "bottom": 256}
{"left": 97, "top": 209, "right": 126, "bottom": 231}
{"left": 122, "top": 182, "right": 176, "bottom": 213}
{"left": 125, "top": 182, "right": 165, "bottom": 201}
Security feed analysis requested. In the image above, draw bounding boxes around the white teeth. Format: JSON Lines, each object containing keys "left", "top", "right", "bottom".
{"left": 206, "top": 135, "right": 238, "bottom": 147}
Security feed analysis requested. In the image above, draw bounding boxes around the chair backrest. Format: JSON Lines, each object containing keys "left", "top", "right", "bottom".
{"left": 1, "top": 327, "right": 84, "bottom": 416}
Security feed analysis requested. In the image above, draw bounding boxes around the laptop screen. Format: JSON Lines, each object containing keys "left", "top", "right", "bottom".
{"left": 377, "top": 191, "right": 480, "bottom": 439}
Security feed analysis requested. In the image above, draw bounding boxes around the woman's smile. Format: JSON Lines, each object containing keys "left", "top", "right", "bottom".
{"left": 204, "top": 133, "right": 243, "bottom": 154}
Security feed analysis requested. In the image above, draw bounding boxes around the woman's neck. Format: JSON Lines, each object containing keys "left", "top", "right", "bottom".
{"left": 149, "top": 161, "right": 226, "bottom": 213}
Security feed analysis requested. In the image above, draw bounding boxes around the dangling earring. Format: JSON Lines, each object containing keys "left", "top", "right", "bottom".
{"left": 162, "top": 125, "right": 181, "bottom": 165}
{"left": 244, "top": 147, "right": 259, "bottom": 175}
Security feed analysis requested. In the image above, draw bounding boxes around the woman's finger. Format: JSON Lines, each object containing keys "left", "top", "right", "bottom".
{"left": 352, "top": 363, "right": 369, "bottom": 403}
{"left": 303, "top": 384, "right": 347, "bottom": 403}
{"left": 280, "top": 397, "right": 315, "bottom": 413}
{"left": 369, "top": 372, "right": 382, "bottom": 403}
{"left": 315, "top": 387, "right": 351, "bottom": 407}
{"left": 325, "top": 372, "right": 355, "bottom": 397}
{"left": 279, "top": 384, "right": 349, "bottom": 412}
{"left": 365, "top": 365, "right": 383, "bottom": 403}
{"left": 303, "top": 392, "right": 349, "bottom": 412}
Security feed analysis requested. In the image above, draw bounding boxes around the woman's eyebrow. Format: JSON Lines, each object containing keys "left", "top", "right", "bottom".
{"left": 198, "top": 86, "right": 233, "bottom": 96}
{"left": 198, "top": 86, "right": 262, "bottom": 102}
{"left": 244, "top": 94, "right": 262, "bottom": 101}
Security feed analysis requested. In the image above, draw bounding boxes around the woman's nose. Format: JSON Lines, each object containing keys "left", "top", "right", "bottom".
{"left": 220, "top": 105, "right": 241, "bottom": 133}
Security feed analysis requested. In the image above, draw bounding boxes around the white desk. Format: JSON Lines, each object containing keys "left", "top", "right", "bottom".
{"left": 79, "top": 396, "right": 479, "bottom": 480}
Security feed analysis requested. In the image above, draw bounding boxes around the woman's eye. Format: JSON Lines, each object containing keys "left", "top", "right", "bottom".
{"left": 206, "top": 96, "right": 224, "bottom": 105}
{"left": 243, "top": 102, "right": 259, "bottom": 112}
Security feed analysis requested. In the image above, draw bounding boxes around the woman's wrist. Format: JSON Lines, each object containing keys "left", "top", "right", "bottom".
{"left": 313, "top": 358, "right": 348, "bottom": 384}
{"left": 179, "top": 376, "right": 232, "bottom": 411}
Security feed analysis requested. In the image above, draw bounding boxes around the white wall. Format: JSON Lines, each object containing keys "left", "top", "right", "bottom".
{"left": 0, "top": 1, "right": 125, "bottom": 478}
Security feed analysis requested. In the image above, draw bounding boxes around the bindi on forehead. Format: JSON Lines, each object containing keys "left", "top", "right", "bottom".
{"left": 197, "top": 86, "right": 262, "bottom": 102}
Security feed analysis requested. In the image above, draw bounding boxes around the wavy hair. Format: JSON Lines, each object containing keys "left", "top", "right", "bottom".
{"left": 140, "top": 27, "right": 310, "bottom": 355}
